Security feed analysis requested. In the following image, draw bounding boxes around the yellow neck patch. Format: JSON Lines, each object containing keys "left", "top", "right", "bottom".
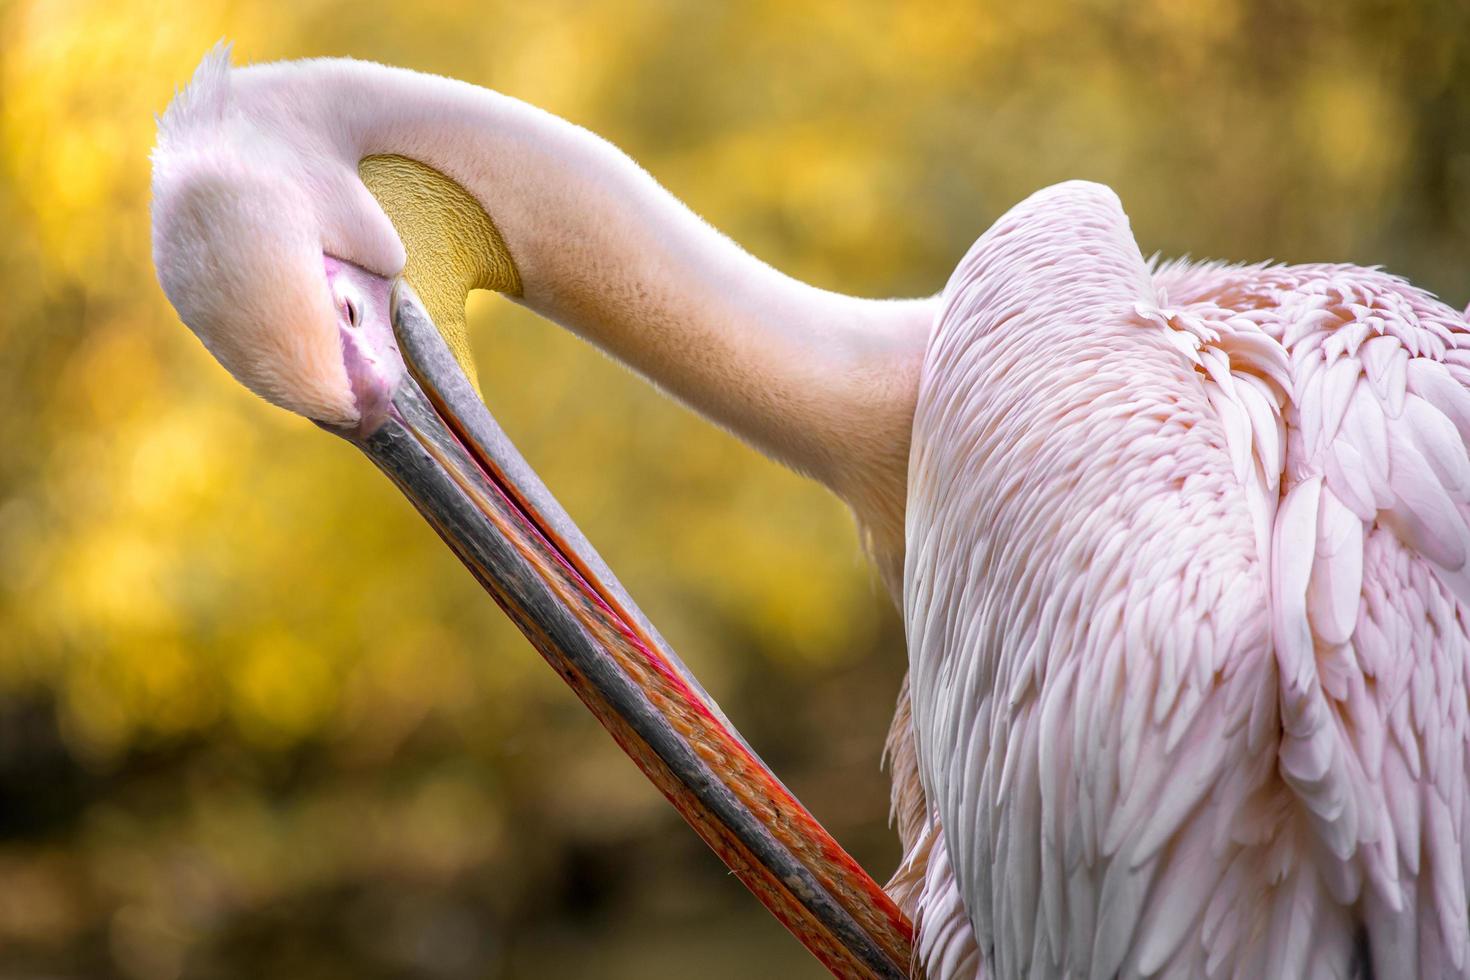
{"left": 358, "top": 154, "right": 521, "bottom": 392}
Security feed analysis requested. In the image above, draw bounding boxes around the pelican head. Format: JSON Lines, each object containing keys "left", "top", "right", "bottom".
{"left": 151, "top": 49, "right": 406, "bottom": 431}
{"left": 149, "top": 46, "right": 913, "bottom": 979}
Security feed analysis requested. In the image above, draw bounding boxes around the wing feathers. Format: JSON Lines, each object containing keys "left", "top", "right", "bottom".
{"left": 909, "top": 195, "right": 1470, "bottom": 978}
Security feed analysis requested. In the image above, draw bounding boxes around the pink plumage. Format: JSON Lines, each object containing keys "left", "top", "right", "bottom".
{"left": 900, "top": 180, "right": 1470, "bottom": 979}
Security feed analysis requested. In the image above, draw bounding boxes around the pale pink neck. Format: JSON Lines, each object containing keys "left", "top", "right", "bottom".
{"left": 243, "top": 58, "right": 934, "bottom": 570}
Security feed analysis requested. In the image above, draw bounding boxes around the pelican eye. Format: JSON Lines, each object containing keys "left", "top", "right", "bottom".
{"left": 343, "top": 295, "right": 360, "bottom": 328}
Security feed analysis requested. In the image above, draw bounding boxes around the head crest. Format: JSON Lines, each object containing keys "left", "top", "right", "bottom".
{"left": 158, "top": 41, "right": 235, "bottom": 145}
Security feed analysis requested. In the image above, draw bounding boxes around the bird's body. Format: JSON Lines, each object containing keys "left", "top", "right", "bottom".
{"left": 894, "top": 181, "right": 1470, "bottom": 979}
{"left": 150, "top": 50, "right": 1470, "bottom": 980}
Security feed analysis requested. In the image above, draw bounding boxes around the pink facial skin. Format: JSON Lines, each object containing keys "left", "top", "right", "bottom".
{"left": 324, "top": 255, "right": 403, "bottom": 439}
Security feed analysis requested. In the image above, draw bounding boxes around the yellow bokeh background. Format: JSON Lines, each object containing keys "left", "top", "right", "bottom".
{"left": 0, "top": 1, "right": 1466, "bottom": 977}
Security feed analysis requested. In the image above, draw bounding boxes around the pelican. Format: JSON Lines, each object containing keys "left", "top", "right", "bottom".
{"left": 150, "top": 46, "right": 1470, "bottom": 979}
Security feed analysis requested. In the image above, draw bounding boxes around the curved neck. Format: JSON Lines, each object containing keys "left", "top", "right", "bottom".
{"left": 243, "top": 59, "right": 933, "bottom": 577}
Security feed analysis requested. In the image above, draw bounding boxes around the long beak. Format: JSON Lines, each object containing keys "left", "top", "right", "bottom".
{"left": 335, "top": 285, "right": 914, "bottom": 979}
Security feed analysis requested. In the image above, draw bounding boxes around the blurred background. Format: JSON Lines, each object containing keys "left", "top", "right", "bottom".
{"left": 1, "top": 0, "right": 1467, "bottom": 977}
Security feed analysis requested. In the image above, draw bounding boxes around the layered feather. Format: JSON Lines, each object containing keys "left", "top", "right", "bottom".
{"left": 900, "top": 182, "right": 1470, "bottom": 979}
